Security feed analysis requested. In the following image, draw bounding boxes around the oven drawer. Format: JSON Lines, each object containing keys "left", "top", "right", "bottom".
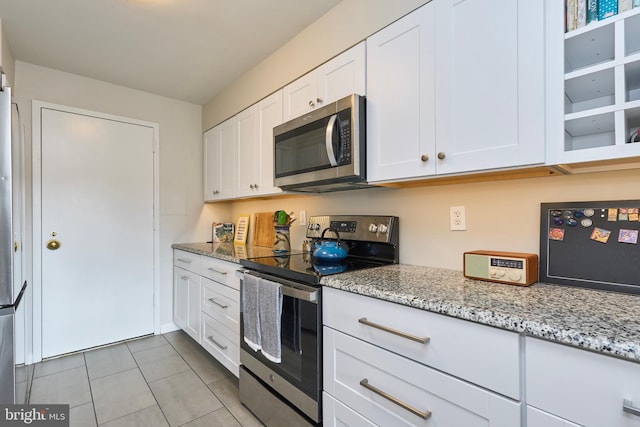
{"left": 173, "top": 249, "right": 201, "bottom": 274}
{"left": 526, "top": 337, "right": 640, "bottom": 427}
{"left": 201, "top": 256, "right": 240, "bottom": 290}
{"left": 323, "top": 327, "right": 521, "bottom": 426}
{"left": 201, "top": 313, "right": 239, "bottom": 377}
{"left": 201, "top": 277, "right": 239, "bottom": 334}
{"left": 323, "top": 287, "right": 520, "bottom": 399}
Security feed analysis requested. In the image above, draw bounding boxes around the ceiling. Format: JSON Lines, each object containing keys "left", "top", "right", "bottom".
{"left": 0, "top": 0, "right": 342, "bottom": 105}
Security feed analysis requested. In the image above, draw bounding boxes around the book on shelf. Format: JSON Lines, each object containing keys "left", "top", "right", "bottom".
{"left": 619, "top": 0, "right": 633, "bottom": 12}
{"left": 598, "top": 0, "right": 618, "bottom": 20}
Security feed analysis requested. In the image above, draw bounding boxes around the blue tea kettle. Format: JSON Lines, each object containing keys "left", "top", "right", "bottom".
{"left": 313, "top": 228, "right": 348, "bottom": 262}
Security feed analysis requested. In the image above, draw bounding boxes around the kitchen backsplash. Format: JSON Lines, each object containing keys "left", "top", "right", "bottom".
{"left": 221, "top": 168, "right": 640, "bottom": 270}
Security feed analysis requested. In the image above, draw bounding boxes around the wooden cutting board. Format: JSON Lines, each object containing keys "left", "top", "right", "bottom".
{"left": 253, "top": 212, "right": 275, "bottom": 247}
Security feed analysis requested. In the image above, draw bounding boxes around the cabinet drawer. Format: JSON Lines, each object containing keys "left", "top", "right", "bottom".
{"left": 201, "top": 313, "right": 239, "bottom": 377}
{"left": 323, "top": 287, "right": 520, "bottom": 398}
{"left": 324, "top": 328, "right": 521, "bottom": 427}
{"left": 323, "top": 391, "right": 376, "bottom": 427}
{"left": 527, "top": 406, "right": 580, "bottom": 427}
{"left": 526, "top": 337, "right": 640, "bottom": 427}
{"left": 173, "top": 250, "right": 201, "bottom": 273}
{"left": 201, "top": 277, "right": 240, "bottom": 334}
{"left": 200, "top": 256, "right": 240, "bottom": 290}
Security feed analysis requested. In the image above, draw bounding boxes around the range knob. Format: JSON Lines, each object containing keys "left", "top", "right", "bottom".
{"left": 378, "top": 224, "right": 388, "bottom": 233}
{"left": 368, "top": 224, "right": 378, "bottom": 233}
{"left": 314, "top": 223, "right": 321, "bottom": 231}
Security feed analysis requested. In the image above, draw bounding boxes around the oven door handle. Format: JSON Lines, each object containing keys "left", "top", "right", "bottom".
{"left": 243, "top": 270, "right": 318, "bottom": 304}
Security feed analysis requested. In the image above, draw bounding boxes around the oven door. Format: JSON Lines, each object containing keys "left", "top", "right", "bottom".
{"left": 240, "top": 271, "right": 321, "bottom": 403}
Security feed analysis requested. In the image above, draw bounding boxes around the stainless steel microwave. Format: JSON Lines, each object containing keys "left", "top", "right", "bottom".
{"left": 274, "top": 94, "right": 371, "bottom": 192}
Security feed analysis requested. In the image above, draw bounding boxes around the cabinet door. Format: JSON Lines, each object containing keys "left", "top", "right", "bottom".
{"left": 203, "top": 126, "right": 220, "bottom": 202}
{"left": 256, "top": 90, "right": 284, "bottom": 196}
{"left": 317, "top": 42, "right": 366, "bottom": 106}
{"left": 283, "top": 71, "right": 317, "bottom": 121}
{"left": 173, "top": 266, "right": 189, "bottom": 330}
{"left": 434, "top": 0, "right": 545, "bottom": 174}
{"left": 366, "top": 4, "right": 436, "bottom": 182}
{"left": 217, "top": 118, "right": 236, "bottom": 200}
{"left": 236, "top": 105, "right": 259, "bottom": 197}
{"left": 527, "top": 407, "right": 581, "bottom": 427}
{"left": 186, "top": 270, "right": 201, "bottom": 341}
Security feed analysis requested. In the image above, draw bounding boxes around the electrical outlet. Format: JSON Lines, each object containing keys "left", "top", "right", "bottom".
{"left": 450, "top": 206, "right": 466, "bottom": 231}
{"left": 300, "top": 210, "right": 307, "bottom": 226}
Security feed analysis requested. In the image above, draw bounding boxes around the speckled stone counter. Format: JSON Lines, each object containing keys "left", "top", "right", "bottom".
{"left": 172, "top": 242, "right": 287, "bottom": 263}
{"left": 320, "top": 264, "right": 640, "bottom": 363}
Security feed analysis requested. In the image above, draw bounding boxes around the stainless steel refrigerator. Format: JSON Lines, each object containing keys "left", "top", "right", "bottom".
{"left": 0, "top": 71, "right": 26, "bottom": 404}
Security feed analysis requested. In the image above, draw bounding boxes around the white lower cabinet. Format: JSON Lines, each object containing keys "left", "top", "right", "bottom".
{"left": 323, "top": 328, "right": 521, "bottom": 426}
{"left": 526, "top": 337, "right": 640, "bottom": 427}
{"left": 173, "top": 249, "right": 241, "bottom": 377}
{"left": 323, "top": 392, "right": 376, "bottom": 427}
{"left": 527, "top": 406, "right": 581, "bottom": 427}
{"left": 173, "top": 265, "right": 200, "bottom": 342}
{"left": 322, "top": 287, "right": 521, "bottom": 426}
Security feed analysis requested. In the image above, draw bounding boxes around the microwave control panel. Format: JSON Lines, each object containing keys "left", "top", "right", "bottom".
{"left": 464, "top": 250, "right": 538, "bottom": 286}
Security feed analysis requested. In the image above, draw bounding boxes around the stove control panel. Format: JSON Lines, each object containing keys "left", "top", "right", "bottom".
{"left": 306, "top": 215, "right": 397, "bottom": 243}
{"left": 463, "top": 250, "right": 538, "bottom": 286}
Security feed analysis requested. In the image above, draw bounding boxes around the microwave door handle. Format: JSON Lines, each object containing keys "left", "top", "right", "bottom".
{"left": 325, "top": 114, "right": 339, "bottom": 166}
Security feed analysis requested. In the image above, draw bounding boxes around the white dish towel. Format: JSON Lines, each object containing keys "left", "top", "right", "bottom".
{"left": 242, "top": 273, "right": 261, "bottom": 352}
{"left": 258, "top": 278, "right": 283, "bottom": 363}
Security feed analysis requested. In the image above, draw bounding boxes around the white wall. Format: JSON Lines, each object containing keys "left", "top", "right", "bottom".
{"left": 202, "top": 0, "right": 429, "bottom": 129}
{"left": 231, "top": 170, "right": 640, "bottom": 270}
{"left": 14, "top": 61, "right": 231, "bottom": 339}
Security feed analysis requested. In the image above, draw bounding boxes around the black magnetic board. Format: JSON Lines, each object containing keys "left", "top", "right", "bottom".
{"left": 540, "top": 200, "right": 640, "bottom": 295}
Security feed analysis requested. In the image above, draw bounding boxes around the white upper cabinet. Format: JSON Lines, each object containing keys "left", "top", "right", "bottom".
{"left": 547, "top": 6, "right": 640, "bottom": 165}
{"left": 367, "top": 0, "right": 546, "bottom": 183}
{"left": 434, "top": 0, "right": 545, "bottom": 175}
{"left": 204, "top": 118, "right": 236, "bottom": 201}
{"left": 236, "top": 91, "right": 284, "bottom": 198}
{"left": 256, "top": 91, "right": 284, "bottom": 196}
{"left": 367, "top": 3, "right": 436, "bottom": 181}
{"left": 283, "top": 42, "right": 366, "bottom": 121}
{"left": 235, "top": 105, "right": 259, "bottom": 198}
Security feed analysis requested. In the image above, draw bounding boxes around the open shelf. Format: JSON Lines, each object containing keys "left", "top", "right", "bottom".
{"left": 625, "top": 106, "right": 640, "bottom": 143}
{"left": 564, "top": 67, "right": 615, "bottom": 113}
{"left": 625, "top": 12, "right": 640, "bottom": 56}
{"left": 565, "top": 24, "right": 614, "bottom": 73}
{"left": 625, "top": 60, "right": 640, "bottom": 102}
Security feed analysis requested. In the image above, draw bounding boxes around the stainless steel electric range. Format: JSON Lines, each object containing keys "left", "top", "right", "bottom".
{"left": 238, "top": 215, "right": 399, "bottom": 426}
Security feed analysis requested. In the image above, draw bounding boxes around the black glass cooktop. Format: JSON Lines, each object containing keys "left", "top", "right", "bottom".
{"left": 240, "top": 253, "right": 389, "bottom": 286}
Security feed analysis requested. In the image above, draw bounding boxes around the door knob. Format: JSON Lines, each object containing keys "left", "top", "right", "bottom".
{"left": 46, "top": 239, "right": 61, "bottom": 250}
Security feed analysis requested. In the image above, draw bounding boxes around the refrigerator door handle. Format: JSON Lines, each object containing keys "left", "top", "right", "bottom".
{"left": 13, "top": 281, "right": 26, "bottom": 311}
{"left": 0, "top": 281, "right": 26, "bottom": 311}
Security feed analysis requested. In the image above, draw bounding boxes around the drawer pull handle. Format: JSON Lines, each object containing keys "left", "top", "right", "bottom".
{"left": 177, "top": 258, "right": 192, "bottom": 263}
{"left": 358, "top": 317, "right": 430, "bottom": 344}
{"left": 180, "top": 275, "right": 189, "bottom": 280}
{"left": 360, "top": 378, "right": 432, "bottom": 420}
{"left": 207, "top": 267, "right": 228, "bottom": 275}
{"left": 624, "top": 399, "right": 640, "bottom": 417}
{"left": 207, "top": 336, "right": 227, "bottom": 350}
{"left": 208, "top": 298, "right": 228, "bottom": 309}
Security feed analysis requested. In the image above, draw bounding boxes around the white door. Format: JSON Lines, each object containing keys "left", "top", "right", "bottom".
{"left": 40, "top": 107, "right": 155, "bottom": 358}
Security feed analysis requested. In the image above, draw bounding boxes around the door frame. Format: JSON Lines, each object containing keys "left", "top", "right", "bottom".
{"left": 31, "top": 100, "right": 160, "bottom": 363}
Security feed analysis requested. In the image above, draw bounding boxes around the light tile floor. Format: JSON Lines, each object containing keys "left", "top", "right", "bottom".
{"left": 25, "top": 330, "right": 264, "bottom": 427}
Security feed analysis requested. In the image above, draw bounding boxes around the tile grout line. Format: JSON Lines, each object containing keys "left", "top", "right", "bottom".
{"left": 82, "top": 352, "right": 99, "bottom": 427}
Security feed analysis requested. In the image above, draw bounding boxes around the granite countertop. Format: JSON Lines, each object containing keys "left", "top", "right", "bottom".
{"left": 320, "top": 264, "right": 640, "bottom": 363}
{"left": 172, "top": 242, "right": 284, "bottom": 263}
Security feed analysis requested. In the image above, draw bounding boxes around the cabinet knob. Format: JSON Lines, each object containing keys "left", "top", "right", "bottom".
{"left": 420, "top": 154, "right": 429, "bottom": 162}
{"left": 249, "top": 184, "right": 254, "bottom": 189}
{"left": 254, "top": 183, "right": 258, "bottom": 189}
{"left": 437, "top": 152, "right": 446, "bottom": 160}
{"left": 308, "top": 100, "right": 315, "bottom": 107}
{"left": 316, "top": 97, "right": 323, "bottom": 104}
